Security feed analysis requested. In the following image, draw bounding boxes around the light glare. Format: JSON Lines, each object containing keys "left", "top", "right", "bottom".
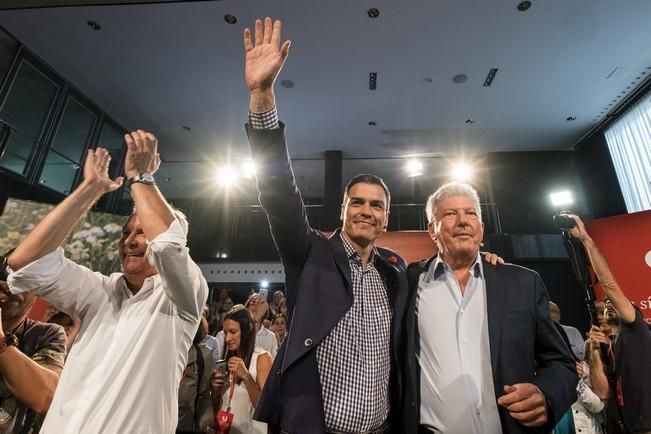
{"left": 260, "top": 280, "right": 269, "bottom": 288}
{"left": 405, "top": 159, "right": 423, "bottom": 177}
{"left": 241, "top": 160, "right": 256, "bottom": 179}
{"left": 215, "top": 166, "right": 238, "bottom": 187}
{"left": 452, "top": 162, "right": 473, "bottom": 182}
{"left": 549, "top": 190, "right": 574, "bottom": 207}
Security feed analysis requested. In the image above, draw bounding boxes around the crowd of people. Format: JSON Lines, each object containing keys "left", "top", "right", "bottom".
{"left": 0, "top": 15, "right": 648, "bottom": 434}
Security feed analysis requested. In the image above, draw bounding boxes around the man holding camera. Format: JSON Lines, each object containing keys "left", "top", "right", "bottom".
{"left": 568, "top": 214, "right": 651, "bottom": 433}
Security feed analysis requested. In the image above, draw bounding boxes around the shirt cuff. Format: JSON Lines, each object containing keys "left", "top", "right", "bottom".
{"left": 7, "top": 248, "right": 65, "bottom": 294}
{"left": 248, "top": 107, "right": 279, "bottom": 130}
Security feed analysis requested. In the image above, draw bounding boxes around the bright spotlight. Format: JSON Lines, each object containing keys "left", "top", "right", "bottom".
{"left": 549, "top": 190, "right": 574, "bottom": 207}
{"left": 241, "top": 160, "right": 256, "bottom": 179}
{"left": 260, "top": 280, "right": 269, "bottom": 288}
{"left": 405, "top": 159, "right": 423, "bottom": 177}
{"left": 451, "top": 162, "right": 473, "bottom": 182}
{"left": 220, "top": 253, "right": 228, "bottom": 259}
{"left": 215, "top": 166, "right": 238, "bottom": 187}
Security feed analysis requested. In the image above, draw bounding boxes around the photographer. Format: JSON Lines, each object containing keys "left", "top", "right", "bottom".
{"left": 568, "top": 214, "right": 651, "bottom": 433}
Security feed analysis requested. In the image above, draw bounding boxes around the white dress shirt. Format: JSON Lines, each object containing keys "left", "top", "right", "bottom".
{"left": 417, "top": 254, "right": 502, "bottom": 434}
{"left": 8, "top": 219, "right": 208, "bottom": 434}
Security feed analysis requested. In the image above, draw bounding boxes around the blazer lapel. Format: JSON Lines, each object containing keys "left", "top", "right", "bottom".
{"left": 482, "top": 257, "right": 506, "bottom": 370}
{"left": 328, "top": 230, "right": 352, "bottom": 293}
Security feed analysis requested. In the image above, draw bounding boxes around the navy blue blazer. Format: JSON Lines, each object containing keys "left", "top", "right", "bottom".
{"left": 246, "top": 124, "right": 409, "bottom": 434}
{"left": 401, "top": 256, "right": 578, "bottom": 434}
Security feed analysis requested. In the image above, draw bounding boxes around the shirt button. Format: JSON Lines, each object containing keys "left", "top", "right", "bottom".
{"left": 304, "top": 338, "right": 313, "bottom": 347}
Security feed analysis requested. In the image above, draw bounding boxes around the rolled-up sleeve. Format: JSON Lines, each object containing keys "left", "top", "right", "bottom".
{"left": 7, "top": 247, "right": 105, "bottom": 318}
{"left": 146, "top": 219, "right": 208, "bottom": 322}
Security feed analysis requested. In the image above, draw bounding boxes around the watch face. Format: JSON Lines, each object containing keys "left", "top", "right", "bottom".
{"left": 140, "top": 173, "right": 155, "bottom": 184}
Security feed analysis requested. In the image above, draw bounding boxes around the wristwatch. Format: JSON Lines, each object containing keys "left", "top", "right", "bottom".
{"left": 128, "top": 172, "right": 156, "bottom": 187}
{"left": 0, "top": 334, "right": 18, "bottom": 354}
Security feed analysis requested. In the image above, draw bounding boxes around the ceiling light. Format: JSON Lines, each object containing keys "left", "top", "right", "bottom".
{"left": 241, "top": 160, "right": 256, "bottom": 179}
{"left": 465, "top": 119, "right": 475, "bottom": 124}
{"left": 260, "top": 280, "right": 269, "bottom": 288}
{"left": 566, "top": 116, "right": 576, "bottom": 121}
{"left": 280, "top": 80, "right": 295, "bottom": 88}
{"left": 451, "top": 162, "right": 474, "bottom": 182}
{"left": 215, "top": 166, "right": 238, "bottom": 187}
{"left": 405, "top": 160, "right": 423, "bottom": 177}
{"left": 452, "top": 74, "right": 468, "bottom": 84}
{"left": 517, "top": 1, "right": 532, "bottom": 12}
{"left": 367, "top": 8, "right": 380, "bottom": 18}
{"left": 181, "top": 126, "right": 191, "bottom": 131}
{"left": 220, "top": 253, "right": 228, "bottom": 259}
{"left": 549, "top": 190, "right": 574, "bottom": 207}
{"left": 368, "top": 121, "right": 377, "bottom": 126}
{"left": 87, "top": 20, "right": 101, "bottom": 31}
{"left": 224, "top": 14, "right": 237, "bottom": 24}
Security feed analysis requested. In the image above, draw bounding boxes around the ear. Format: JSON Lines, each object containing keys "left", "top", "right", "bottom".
{"left": 427, "top": 222, "right": 437, "bottom": 242}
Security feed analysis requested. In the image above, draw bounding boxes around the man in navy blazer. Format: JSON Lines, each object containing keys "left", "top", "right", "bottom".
{"left": 401, "top": 182, "right": 577, "bottom": 434}
{"left": 242, "top": 18, "right": 408, "bottom": 434}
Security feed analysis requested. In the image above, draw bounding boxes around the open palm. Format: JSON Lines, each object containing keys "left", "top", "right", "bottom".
{"left": 83, "top": 147, "right": 124, "bottom": 193}
{"left": 244, "top": 18, "right": 291, "bottom": 93}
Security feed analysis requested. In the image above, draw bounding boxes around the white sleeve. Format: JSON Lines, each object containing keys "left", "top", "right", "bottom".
{"left": 270, "top": 330, "right": 278, "bottom": 358}
{"left": 577, "top": 375, "right": 605, "bottom": 413}
{"left": 146, "top": 219, "right": 209, "bottom": 322}
{"left": 7, "top": 247, "right": 107, "bottom": 318}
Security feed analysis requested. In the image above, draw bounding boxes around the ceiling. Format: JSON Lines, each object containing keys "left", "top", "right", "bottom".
{"left": 1, "top": 0, "right": 651, "bottom": 200}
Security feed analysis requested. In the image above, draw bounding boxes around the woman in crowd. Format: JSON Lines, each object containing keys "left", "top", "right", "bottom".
{"left": 210, "top": 296, "right": 234, "bottom": 334}
{"left": 268, "top": 290, "right": 287, "bottom": 319}
{"left": 271, "top": 314, "right": 286, "bottom": 346}
{"left": 211, "top": 305, "right": 272, "bottom": 434}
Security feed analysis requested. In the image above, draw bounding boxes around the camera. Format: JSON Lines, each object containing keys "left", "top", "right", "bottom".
{"left": 553, "top": 212, "right": 576, "bottom": 230}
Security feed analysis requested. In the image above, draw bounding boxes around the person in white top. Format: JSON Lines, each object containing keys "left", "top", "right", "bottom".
{"left": 6, "top": 130, "right": 208, "bottom": 434}
{"left": 245, "top": 293, "right": 278, "bottom": 357}
{"left": 211, "top": 305, "right": 272, "bottom": 434}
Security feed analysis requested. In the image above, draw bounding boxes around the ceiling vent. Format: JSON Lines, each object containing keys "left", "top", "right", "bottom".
{"left": 369, "top": 72, "right": 377, "bottom": 90}
{"left": 483, "top": 68, "right": 499, "bottom": 87}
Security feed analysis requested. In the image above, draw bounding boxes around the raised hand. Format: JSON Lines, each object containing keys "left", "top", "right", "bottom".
{"left": 244, "top": 17, "right": 291, "bottom": 94}
{"left": 83, "top": 147, "right": 124, "bottom": 193}
{"left": 123, "top": 130, "right": 161, "bottom": 179}
{"left": 567, "top": 214, "right": 590, "bottom": 242}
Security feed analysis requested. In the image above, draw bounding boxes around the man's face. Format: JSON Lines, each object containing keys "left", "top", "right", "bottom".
{"left": 0, "top": 280, "right": 37, "bottom": 322}
{"left": 429, "top": 195, "right": 484, "bottom": 261}
{"left": 341, "top": 182, "right": 389, "bottom": 248}
{"left": 118, "top": 215, "right": 157, "bottom": 280}
{"left": 593, "top": 300, "right": 606, "bottom": 324}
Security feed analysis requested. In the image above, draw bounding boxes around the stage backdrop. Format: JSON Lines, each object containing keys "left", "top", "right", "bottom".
{"left": 585, "top": 210, "right": 651, "bottom": 325}
{"left": 0, "top": 198, "right": 124, "bottom": 320}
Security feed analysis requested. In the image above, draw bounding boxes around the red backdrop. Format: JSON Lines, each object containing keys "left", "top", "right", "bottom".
{"left": 585, "top": 210, "right": 651, "bottom": 325}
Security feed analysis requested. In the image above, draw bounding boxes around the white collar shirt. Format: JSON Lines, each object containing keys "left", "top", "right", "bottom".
{"left": 8, "top": 219, "right": 208, "bottom": 434}
{"left": 417, "top": 253, "right": 502, "bottom": 434}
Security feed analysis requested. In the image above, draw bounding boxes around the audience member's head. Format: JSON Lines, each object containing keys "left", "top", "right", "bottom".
{"left": 217, "top": 288, "right": 230, "bottom": 302}
{"left": 272, "top": 290, "right": 285, "bottom": 306}
{"left": 340, "top": 174, "right": 390, "bottom": 248}
{"left": 593, "top": 300, "right": 606, "bottom": 324}
{"left": 0, "top": 280, "right": 37, "bottom": 326}
{"left": 426, "top": 182, "right": 483, "bottom": 263}
{"left": 47, "top": 311, "right": 74, "bottom": 336}
{"left": 220, "top": 297, "right": 234, "bottom": 313}
{"left": 549, "top": 302, "right": 561, "bottom": 323}
{"left": 272, "top": 314, "right": 286, "bottom": 341}
{"left": 222, "top": 305, "right": 256, "bottom": 368}
{"left": 262, "top": 319, "right": 272, "bottom": 330}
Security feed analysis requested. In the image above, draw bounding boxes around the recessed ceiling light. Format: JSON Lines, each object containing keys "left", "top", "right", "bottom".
{"left": 368, "top": 121, "right": 377, "bottom": 126}
{"left": 566, "top": 116, "right": 576, "bottom": 121}
{"left": 465, "top": 119, "right": 475, "bottom": 124}
{"left": 367, "top": 8, "right": 380, "bottom": 18}
{"left": 164, "top": 177, "right": 171, "bottom": 182}
{"left": 87, "top": 20, "right": 101, "bottom": 31}
{"left": 517, "top": 1, "right": 532, "bottom": 12}
{"left": 452, "top": 74, "right": 468, "bottom": 84}
{"left": 424, "top": 77, "right": 433, "bottom": 83}
{"left": 224, "top": 14, "right": 237, "bottom": 24}
{"left": 280, "top": 80, "right": 295, "bottom": 88}
{"left": 182, "top": 126, "right": 191, "bottom": 131}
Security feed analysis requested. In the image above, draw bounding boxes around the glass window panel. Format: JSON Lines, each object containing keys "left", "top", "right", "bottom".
{"left": 0, "top": 30, "right": 18, "bottom": 86}
{"left": 39, "top": 149, "right": 79, "bottom": 194}
{"left": 0, "top": 60, "right": 58, "bottom": 137}
{"left": 0, "top": 123, "right": 36, "bottom": 175}
{"left": 49, "top": 97, "right": 96, "bottom": 163}
{"left": 97, "top": 122, "right": 125, "bottom": 178}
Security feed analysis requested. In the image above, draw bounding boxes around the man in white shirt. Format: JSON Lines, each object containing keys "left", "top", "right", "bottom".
{"left": 6, "top": 130, "right": 208, "bottom": 433}
{"left": 402, "top": 182, "right": 576, "bottom": 434}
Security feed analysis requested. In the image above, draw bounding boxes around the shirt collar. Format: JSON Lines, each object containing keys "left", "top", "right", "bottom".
{"left": 425, "top": 252, "right": 483, "bottom": 282}
{"left": 339, "top": 232, "right": 377, "bottom": 264}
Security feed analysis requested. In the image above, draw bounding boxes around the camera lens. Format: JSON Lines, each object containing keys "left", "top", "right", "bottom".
{"left": 553, "top": 213, "right": 576, "bottom": 230}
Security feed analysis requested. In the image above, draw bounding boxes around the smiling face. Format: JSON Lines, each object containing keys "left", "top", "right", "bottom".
{"left": 119, "top": 214, "right": 158, "bottom": 283}
{"left": 340, "top": 182, "right": 389, "bottom": 249}
{"left": 430, "top": 195, "right": 484, "bottom": 263}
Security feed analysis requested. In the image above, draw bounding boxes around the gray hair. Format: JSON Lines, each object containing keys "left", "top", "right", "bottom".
{"left": 425, "top": 182, "right": 482, "bottom": 223}
{"left": 125, "top": 206, "right": 189, "bottom": 238}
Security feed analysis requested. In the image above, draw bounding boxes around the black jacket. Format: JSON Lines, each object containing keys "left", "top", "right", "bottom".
{"left": 247, "top": 124, "right": 409, "bottom": 434}
{"left": 401, "top": 256, "right": 578, "bottom": 434}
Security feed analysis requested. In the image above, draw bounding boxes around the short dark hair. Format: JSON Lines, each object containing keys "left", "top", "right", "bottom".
{"left": 343, "top": 174, "right": 391, "bottom": 209}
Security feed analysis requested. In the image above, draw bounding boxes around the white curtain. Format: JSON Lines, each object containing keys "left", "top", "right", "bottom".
{"left": 604, "top": 93, "right": 651, "bottom": 213}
